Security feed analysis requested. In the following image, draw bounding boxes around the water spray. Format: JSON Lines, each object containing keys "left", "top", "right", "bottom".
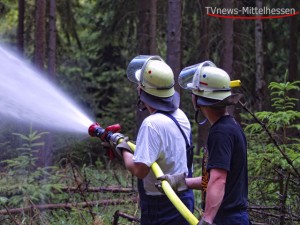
{"left": 88, "top": 122, "right": 199, "bottom": 225}
{"left": 0, "top": 44, "right": 93, "bottom": 133}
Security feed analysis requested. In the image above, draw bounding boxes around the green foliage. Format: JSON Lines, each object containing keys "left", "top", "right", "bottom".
{"left": 54, "top": 0, "right": 139, "bottom": 139}
{"left": 0, "top": 128, "right": 63, "bottom": 208}
{"left": 0, "top": 1, "right": 18, "bottom": 41}
{"left": 0, "top": 128, "right": 139, "bottom": 224}
{"left": 1, "top": 0, "right": 299, "bottom": 224}
{"left": 244, "top": 79, "right": 300, "bottom": 224}
{"left": 269, "top": 72, "right": 300, "bottom": 111}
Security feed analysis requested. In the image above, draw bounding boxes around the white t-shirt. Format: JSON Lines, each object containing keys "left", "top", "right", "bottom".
{"left": 133, "top": 108, "right": 191, "bottom": 195}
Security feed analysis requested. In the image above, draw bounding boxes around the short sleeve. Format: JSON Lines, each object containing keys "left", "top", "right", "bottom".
{"left": 207, "top": 131, "right": 233, "bottom": 172}
{"left": 133, "top": 120, "right": 161, "bottom": 167}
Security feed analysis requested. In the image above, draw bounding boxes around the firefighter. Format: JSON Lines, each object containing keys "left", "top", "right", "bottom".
{"left": 116, "top": 55, "right": 194, "bottom": 225}
{"left": 164, "top": 61, "right": 250, "bottom": 225}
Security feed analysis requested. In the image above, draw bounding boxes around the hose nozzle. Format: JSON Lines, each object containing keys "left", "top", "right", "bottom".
{"left": 88, "top": 122, "right": 121, "bottom": 142}
{"left": 88, "top": 122, "right": 102, "bottom": 137}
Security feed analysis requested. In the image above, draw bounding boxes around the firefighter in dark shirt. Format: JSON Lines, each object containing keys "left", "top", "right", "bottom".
{"left": 162, "top": 61, "right": 249, "bottom": 225}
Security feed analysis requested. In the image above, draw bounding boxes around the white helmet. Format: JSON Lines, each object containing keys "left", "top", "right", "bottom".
{"left": 179, "top": 61, "right": 242, "bottom": 107}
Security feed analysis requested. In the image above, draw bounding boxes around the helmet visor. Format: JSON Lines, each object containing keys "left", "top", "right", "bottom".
{"left": 126, "top": 55, "right": 164, "bottom": 84}
{"left": 178, "top": 61, "right": 216, "bottom": 90}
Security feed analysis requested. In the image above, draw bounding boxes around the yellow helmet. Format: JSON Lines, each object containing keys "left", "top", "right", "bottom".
{"left": 127, "top": 55, "right": 175, "bottom": 98}
{"left": 127, "top": 55, "right": 180, "bottom": 111}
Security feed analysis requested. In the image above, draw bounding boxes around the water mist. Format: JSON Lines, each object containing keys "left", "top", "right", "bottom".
{"left": 0, "top": 44, "right": 94, "bottom": 134}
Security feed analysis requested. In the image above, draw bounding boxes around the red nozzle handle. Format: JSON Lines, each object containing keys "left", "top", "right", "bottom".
{"left": 105, "top": 124, "right": 121, "bottom": 133}
{"left": 88, "top": 122, "right": 121, "bottom": 142}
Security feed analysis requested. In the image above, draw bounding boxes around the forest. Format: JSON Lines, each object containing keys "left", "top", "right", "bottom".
{"left": 0, "top": 0, "right": 299, "bottom": 224}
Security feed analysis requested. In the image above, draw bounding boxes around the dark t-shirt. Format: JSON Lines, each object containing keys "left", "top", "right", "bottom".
{"left": 206, "top": 115, "right": 248, "bottom": 215}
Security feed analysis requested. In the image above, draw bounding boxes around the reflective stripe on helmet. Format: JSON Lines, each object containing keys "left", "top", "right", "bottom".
{"left": 179, "top": 61, "right": 233, "bottom": 100}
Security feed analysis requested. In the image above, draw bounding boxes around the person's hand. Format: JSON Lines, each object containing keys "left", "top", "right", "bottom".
{"left": 156, "top": 173, "right": 188, "bottom": 193}
{"left": 115, "top": 137, "right": 133, "bottom": 160}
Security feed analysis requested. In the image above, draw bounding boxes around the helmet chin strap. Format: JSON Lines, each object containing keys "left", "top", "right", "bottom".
{"left": 136, "top": 88, "right": 147, "bottom": 112}
{"left": 136, "top": 98, "right": 147, "bottom": 111}
{"left": 193, "top": 95, "right": 208, "bottom": 125}
{"left": 195, "top": 109, "right": 208, "bottom": 125}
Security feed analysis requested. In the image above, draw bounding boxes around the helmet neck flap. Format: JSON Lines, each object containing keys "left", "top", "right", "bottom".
{"left": 127, "top": 55, "right": 179, "bottom": 112}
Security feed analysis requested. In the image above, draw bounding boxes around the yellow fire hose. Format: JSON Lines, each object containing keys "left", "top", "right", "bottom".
{"left": 121, "top": 140, "right": 199, "bottom": 225}
{"left": 106, "top": 80, "right": 241, "bottom": 225}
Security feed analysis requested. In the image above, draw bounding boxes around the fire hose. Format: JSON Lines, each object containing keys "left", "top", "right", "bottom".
{"left": 88, "top": 80, "right": 242, "bottom": 225}
{"left": 88, "top": 123, "right": 200, "bottom": 225}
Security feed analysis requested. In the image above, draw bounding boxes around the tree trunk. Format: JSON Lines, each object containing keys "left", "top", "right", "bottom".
{"left": 136, "top": 0, "right": 158, "bottom": 136}
{"left": 199, "top": 0, "right": 209, "bottom": 61}
{"left": 34, "top": 0, "right": 54, "bottom": 168}
{"left": 232, "top": 0, "right": 245, "bottom": 124}
{"left": 149, "top": 0, "right": 157, "bottom": 54}
{"left": 196, "top": 0, "right": 210, "bottom": 157}
{"left": 220, "top": 0, "right": 234, "bottom": 76}
{"left": 34, "top": 0, "right": 46, "bottom": 70}
{"left": 288, "top": 0, "right": 299, "bottom": 110}
{"left": 48, "top": 0, "right": 57, "bottom": 79}
{"left": 288, "top": 0, "right": 298, "bottom": 83}
{"left": 220, "top": 0, "right": 234, "bottom": 117}
{"left": 137, "top": 0, "right": 157, "bottom": 55}
{"left": 166, "top": 0, "right": 182, "bottom": 93}
{"left": 17, "top": 0, "right": 25, "bottom": 54}
{"left": 255, "top": 0, "right": 265, "bottom": 111}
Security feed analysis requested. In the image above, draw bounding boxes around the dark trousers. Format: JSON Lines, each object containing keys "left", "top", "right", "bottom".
{"left": 214, "top": 210, "right": 250, "bottom": 225}
{"left": 139, "top": 189, "right": 194, "bottom": 225}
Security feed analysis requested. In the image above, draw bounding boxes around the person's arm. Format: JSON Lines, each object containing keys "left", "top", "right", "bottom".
{"left": 186, "top": 176, "right": 202, "bottom": 190}
{"left": 122, "top": 150, "right": 150, "bottom": 179}
{"left": 202, "top": 168, "right": 227, "bottom": 224}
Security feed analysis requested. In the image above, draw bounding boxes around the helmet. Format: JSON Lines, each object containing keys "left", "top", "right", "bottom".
{"left": 178, "top": 61, "right": 241, "bottom": 107}
{"left": 127, "top": 55, "right": 175, "bottom": 98}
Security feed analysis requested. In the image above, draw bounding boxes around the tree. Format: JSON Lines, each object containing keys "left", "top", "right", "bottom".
{"left": 196, "top": 0, "right": 211, "bottom": 156}
{"left": 255, "top": 0, "right": 265, "bottom": 111}
{"left": 48, "top": 0, "right": 57, "bottom": 79}
{"left": 245, "top": 78, "right": 300, "bottom": 224}
{"left": 34, "top": 0, "right": 46, "bottom": 70}
{"left": 220, "top": 0, "right": 234, "bottom": 76}
{"left": 137, "top": 0, "right": 157, "bottom": 55}
{"left": 17, "top": 0, "right": 25, "bottom": 53}
{"left": 288, "top": 0, "right": 298, "bottom": 83}
{"left": 136, "top": 0, "right": 158, "bottom": 136}
{"left": 199, "top": 0, "right": 210, "bottom": 61}
{"left": 166, "top": 0, "right": 182, "bottom": 92}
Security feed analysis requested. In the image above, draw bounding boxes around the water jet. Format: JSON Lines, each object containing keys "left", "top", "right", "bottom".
{"left": 0, "top": 44, "right": 93, "bottom": 134}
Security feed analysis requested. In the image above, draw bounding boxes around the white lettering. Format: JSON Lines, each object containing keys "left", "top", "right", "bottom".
{"left": 206, "top": 6, "right": 296, "bottom": 16}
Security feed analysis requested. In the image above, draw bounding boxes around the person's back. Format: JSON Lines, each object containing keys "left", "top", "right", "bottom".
{"left": 119, "top": 55, "right": 194, "bottom": 225}
{"left": 135, "top": 108, "right": 190, "bottom": 194}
